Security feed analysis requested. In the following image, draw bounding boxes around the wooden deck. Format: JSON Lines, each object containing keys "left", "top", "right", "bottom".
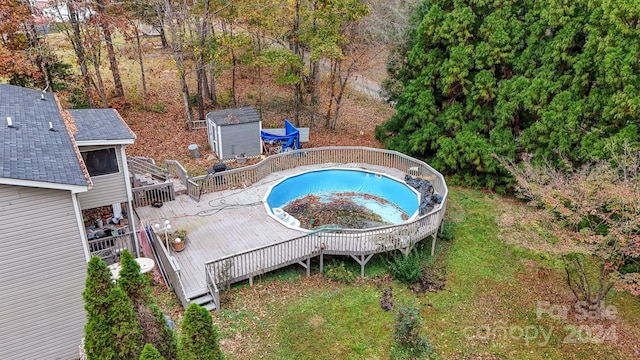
{"left": 135, "top": 163, "right": 407, "bottom": 297}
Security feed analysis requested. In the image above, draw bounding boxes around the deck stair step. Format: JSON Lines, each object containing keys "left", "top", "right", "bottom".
{"left": 170, "top": 178, "right": 188, "bottom": 195}
{"left": 186, "top": 288, "right": 217, "bottom": 311}
{"left": 188, "top": 293, "right": 217, "bottom": 311}
{"left": 133, "top": 173, "right": 164, "bottom": 187}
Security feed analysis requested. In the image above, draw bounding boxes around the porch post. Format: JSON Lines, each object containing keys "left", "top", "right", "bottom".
{"left": 121, "top": 147, "right": 140, "bottom": 257}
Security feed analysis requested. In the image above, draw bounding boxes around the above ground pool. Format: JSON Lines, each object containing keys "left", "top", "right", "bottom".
{"left": 263, "top": 169, "right": 421, "bottom": 230}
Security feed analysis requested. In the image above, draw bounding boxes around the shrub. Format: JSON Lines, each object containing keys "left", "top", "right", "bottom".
{"left": 179, "top": 303, "right": 224, "bottom": 360}
{"left": 151, "top": 101, "right": 166, "bottom": 114}
{"left": 118, "top": 250, "right": 150, "bottom": 306}
{"left": 325, "top": 261, "right": 357, "bottom": 283}
{"left": 105, "top": 287, "right": 143, "bottom": 359}
{"left": 388, "top": 249, "right": 423, "bottom": 284}
{"left": 439, "top": 221, "right": 455, "bottom": 241}
{"left": 83, "top": 257, "right": 117, "bottom": 360}
{"left": 119, "top": 250, "right": 178, "bottom": 360}
{"left": 139, "top": 344, "right": 165, "bottom": 360}
{"left": 390, "top": 306, "right": 434, "bottom": 360}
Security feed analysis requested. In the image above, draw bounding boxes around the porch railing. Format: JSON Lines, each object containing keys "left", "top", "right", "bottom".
{"left": 127, "top": 156, "right": 168, "bottom": 182}
{"left": 165, "top": 160, "right": 188, "bottom": 189}
{"left": 88, "top": 232, "right": 135, "bottom": 264}
{"left": 145, "top": 226, "right": 190, "bottom": 308}
{"left": 132, "top": 182, "right": 175, "bottom": 207}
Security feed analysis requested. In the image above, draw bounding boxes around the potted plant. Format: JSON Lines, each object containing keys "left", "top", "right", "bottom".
{"left": 171, "top": 229, "right": 187, "bottom": 252}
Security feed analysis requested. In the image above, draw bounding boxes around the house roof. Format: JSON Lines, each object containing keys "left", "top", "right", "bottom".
{"left": 69, "top": 109, "right": 136, "bottom": 144}
{"left": 0, "top": 84, "right": 88, "bottom": 188}
{"left": 208, "top": 106, "right": 261, "bottom": 126}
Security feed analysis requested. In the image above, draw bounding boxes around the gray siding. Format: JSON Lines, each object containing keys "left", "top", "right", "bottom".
{"left": 0, "top": 184, "right": 87, "bottom": 360}
{"left": 220, "top": 122, "right": 261, "bottom": 159}
{"left": 77, "top": 145, "right": 128, "bottom": 208}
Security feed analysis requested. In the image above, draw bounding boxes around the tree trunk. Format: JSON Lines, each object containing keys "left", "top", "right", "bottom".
{"left": 325, "top": 60, "right": 337, "bottom": 127}
{"left": 208, "top": 63, "right": 217, "bottom": 104}
{"left": 330, "top": 60, "right": 351, "bottom": 129}
{"left": 195, "top": 0, "right": 210, "bottom": 122}
{"left": 102, "top": 26, "right": 124, "bottom": 98}
{"left": 163, "top": 0, "right": 193, "bottom": 125}
{"left": 309, "top": 60, "right": 320, "bottom": 128}
{"left": 154, "top": 4, "right": 169, "bottom": 48}
{"left": 89, "top": 49, "right": 109, "bottom": 108}
{"left": 292, "top": 0, "right": 301, "bottom": 127}
{"left": 133, "top": 20, "right": 147, "bottom": 99}
{"left": 66, "top": 2, "right": 95, "bottom": 107}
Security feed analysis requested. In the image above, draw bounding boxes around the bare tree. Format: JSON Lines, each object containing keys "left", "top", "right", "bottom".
{"left": 163, "top": 0, "right": 193, "bottom": 125}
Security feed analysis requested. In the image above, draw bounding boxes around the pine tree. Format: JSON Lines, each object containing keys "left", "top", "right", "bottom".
{"left": 119, "top": 250, "right": 178, "bottom": 359}
{"left": 179, "top": 303, "right": 224, "bottom": 360}
{"left": 140, "top": 344, "right": 165, "bottom": 360}
{"left": 83, "top": 257, "right": 115, "bottom": 359}
{"left": 108, "top": 287, "right": 143, "bottom": 359}
{"left": 118, "top": 249, "right": 149, "bottom": 306}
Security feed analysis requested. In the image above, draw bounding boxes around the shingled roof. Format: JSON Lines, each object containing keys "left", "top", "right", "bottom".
{"left": 69, "top": 109, "right": 136, "bottom": 144}
{"left": 208, "top": 106, "right": 261, "bottom": 126}
{"left": 0, "top": 84, "right": 88, "bottom": 188}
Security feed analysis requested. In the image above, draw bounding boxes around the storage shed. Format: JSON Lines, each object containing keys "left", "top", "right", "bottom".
{"left": 206, "top": 106, "right": 262, "bottom": 160}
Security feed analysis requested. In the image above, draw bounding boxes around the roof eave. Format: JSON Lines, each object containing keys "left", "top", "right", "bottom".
{"left": 76, "top": 139, "right": 135, "bottom": 146}
{"left": 0, "top": 177, "right": 89, "bottom": 193}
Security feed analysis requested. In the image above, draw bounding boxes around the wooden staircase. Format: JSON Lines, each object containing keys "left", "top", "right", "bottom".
{"left": 186, "top": 288, "right": 217, "bottom": 311}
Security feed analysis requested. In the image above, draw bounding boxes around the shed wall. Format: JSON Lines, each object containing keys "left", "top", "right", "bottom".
{"left": 220, "top": 122, "right": 261, "bottom": 159}
{"left": 0, "top": 184, "right": 87, "bottom": 360}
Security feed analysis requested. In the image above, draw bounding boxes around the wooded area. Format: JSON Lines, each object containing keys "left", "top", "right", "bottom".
{"left": 376, "top": 0, "right": 640, "bottom": 191}
{"left": 0, "top": 0, "right": 413, "bottom": 131}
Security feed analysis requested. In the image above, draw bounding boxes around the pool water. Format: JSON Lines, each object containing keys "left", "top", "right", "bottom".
{"left": 264, "top": 169, "right": 420, "bottom": 229}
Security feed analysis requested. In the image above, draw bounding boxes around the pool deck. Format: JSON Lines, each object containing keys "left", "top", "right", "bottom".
{"left": 135, "top": 163, "right": 407, "bottom": 296}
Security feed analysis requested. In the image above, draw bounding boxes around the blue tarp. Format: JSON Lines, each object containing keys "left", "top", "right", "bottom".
{"left": 261, "top": 119, "right": 300, "bottom": 151}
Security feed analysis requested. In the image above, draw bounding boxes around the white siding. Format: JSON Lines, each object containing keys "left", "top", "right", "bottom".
{"left": 77, "top": 145, "right": 129, "bottom": 208}
{"left": 0, "top": 184, "right": 87, "bottom": 360}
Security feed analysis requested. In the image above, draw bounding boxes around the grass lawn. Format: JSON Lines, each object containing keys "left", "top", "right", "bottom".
{"left": 212, "top": 187, "right": 640, "bottom": 359}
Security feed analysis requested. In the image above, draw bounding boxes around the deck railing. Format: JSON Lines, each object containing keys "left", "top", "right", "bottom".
{"left": 187, "top": 147, "right": 447, "bottom": 200}
{"left": 165, "top": 160, "right": 188, "bottom": 188}
{"left": 127, "top": 156, "right": 168, "bottom": 182}
{"left": 189, "top": 147, "right": 449, "bottom": 310}
{"left": 149, "top": 228, "right": 190, "bottom": 308}
{"left": 88, "top": 232, "right": 135, "bottom": 264}
{"left": 132, "top": 182, "right": 176, "bottom": 207}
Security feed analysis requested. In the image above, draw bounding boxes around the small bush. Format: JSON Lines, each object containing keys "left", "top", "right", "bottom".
{"left": 390, "top": 305, "right": 434, "bottom": 360}
{"left": 151, "top": 101, "right": 166, "bottom": 114}
{"left": 439, "top": 221, "right": 455, "bottom": 241}
{"left": 388, "top": 249, "right": 423, "bottom": 284}
{"left": 325, "top": 261, "right": 357, "bottom": 283}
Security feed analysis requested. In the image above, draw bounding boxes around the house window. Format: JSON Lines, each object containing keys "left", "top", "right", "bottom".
{"left": 82, "top": 148, "right": 119, "bottom": 176}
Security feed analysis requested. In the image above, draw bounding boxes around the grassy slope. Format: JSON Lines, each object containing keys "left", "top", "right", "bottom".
{"left": 213, "top": 187, "right": 640, "bottom": 359}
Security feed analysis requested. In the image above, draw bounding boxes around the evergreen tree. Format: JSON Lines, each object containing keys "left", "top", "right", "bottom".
{"left": 179, "top": 303, "right": 224, "bottom": 360}
{"left": 140, "top": 343, "right": 166, "bottom": 360}
{"left": 376, "top": 0, "right": 640, "bottom": 190}
{"left": 108, "top": 287, "right": 144, "bottom": 359}
{"left": 119, "top": 250, "right": 178, "bottom": 359}
{"left": 118, "top": 249, "right": 149, "bottom": 306}
{"left": 83, "top": 257, "right": 115, "bottom": 359}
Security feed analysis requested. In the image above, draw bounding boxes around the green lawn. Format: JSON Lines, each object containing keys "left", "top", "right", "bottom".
{"left": 213, "top": 187, "right": 640, "bottom": 359}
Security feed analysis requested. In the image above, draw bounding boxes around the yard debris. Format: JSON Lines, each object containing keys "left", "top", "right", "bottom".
{"left": 283, "top": 193, "right": 403, "bottom": 229}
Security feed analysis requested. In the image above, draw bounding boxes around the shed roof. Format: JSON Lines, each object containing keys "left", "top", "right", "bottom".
{"left": 208, "top": 106, "right": 261, "bottom": 126}
{"left": 69, "top": 109, "right": 136, "bottom": 143}
{"left": 0, "top": 84, "right": 88, "bottom": 187}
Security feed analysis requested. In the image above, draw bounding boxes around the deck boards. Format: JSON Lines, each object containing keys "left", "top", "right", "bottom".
{"left": 135, "top": 164, "right": 407, "bottom": 295}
